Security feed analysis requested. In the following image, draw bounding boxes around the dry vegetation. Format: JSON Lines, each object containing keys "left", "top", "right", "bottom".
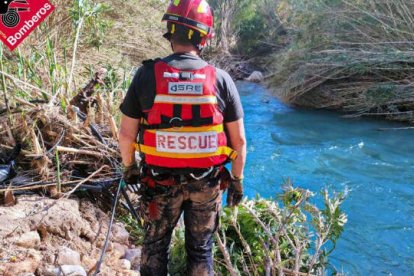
{"left": 0, "top": 75, "right": 121, "bottom": 198}
{"left": 0, "top": 0, "right": 171, "bottom": 195}
{"left": 269, "top": 0, "right": 414, "bottom": 124}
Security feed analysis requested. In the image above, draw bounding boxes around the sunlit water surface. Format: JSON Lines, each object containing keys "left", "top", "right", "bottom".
{"left": 238, "top": 81, "right": 414, "bottom": 275}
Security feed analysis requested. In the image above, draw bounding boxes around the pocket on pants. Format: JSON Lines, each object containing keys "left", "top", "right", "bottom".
{"left": 188, "top": 180, "right": 222, "bottom": 211}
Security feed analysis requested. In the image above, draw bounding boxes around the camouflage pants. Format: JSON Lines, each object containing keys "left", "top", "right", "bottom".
{"left": 140, "top": 175, "right": 222, "bottom": 276}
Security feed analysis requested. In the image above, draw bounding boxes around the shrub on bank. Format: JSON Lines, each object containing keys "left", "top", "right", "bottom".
{"left": 124, "top": 181, "right": 348, "bottom": 275}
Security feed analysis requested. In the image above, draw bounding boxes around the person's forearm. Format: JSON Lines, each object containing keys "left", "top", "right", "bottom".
{"left": 119, "top": 132, "right": 137, "bottom": 166}
{"left": 225, "top": 119, "right": 247, "bottom": 179}
{"left": 231, "top": 140, "right": 246, "bottom": 179}
{"left": 119, "top": 115, "right": 140, "bottom": 166}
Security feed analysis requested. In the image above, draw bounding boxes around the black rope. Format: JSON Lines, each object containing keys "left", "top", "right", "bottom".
{"left": 93, "top": 179, "right": 124, "bottom": 276}
{"left": 121, "top": 187, "right": 140, "bottom": 221}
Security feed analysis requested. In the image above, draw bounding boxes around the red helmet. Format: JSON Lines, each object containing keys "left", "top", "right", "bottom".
{"left": 162, "top": 0, "right": 214, "bottom": 39}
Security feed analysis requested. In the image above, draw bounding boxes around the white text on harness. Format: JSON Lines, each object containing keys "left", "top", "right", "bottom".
{"left": 156, "top": 131, "right": 218, "bottom": 153}
{"left": 168, "top": 82, "right": 203, "bottom": 95}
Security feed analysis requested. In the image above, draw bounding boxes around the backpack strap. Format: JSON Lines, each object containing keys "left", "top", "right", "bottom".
{"left": 137, "top": 58, "right": 161, "bottom": 111}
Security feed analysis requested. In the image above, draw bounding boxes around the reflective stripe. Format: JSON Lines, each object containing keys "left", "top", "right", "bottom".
{"left": 147, "top": 124, "right": 224, "bottom": 133}
{"left": 163, "top": 72, "right": 180, "bottom": 78}
{"left": 188, "top": 29, "right": 194, "bottom": 39}
{"left": 194, "top": 74, "right": 206, "bottom": 79}
{"left": 154, "top": 95, "right": 217, "bottom": 104}
{"left": 136, "top": 144, "right": 237, "bottom": 160}
{"left": 163, "top": 72, "right": 206, "bottom": 80}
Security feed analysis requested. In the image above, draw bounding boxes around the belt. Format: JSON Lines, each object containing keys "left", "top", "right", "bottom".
{"left": 143, "top": 165, "right": 222, "bottom": 186}
{"left": 144, "top": 165, "right": 216, "bottom": 176}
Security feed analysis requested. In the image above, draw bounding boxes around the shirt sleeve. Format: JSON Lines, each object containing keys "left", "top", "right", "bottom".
{"left": 119, "top": 67, "right": 144, "bottom": 119}
{"left": 216, "top": 68, "right": 244, "bottom": 123}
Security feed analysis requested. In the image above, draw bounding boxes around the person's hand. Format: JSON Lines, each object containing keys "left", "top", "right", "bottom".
{"left": 122, "top": 163, "right": 140, "bottom": 192}
{"left": 227, "top": 177, "right": 244, "bottom": 207}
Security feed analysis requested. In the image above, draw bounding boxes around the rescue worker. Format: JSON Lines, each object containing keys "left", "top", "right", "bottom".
{"left": 118, "top": 0, "right": 246, "bottom": 274}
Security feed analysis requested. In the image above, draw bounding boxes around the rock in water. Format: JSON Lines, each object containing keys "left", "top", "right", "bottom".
{"left": 245, "top": 71, "right": 264, "bottom": 83}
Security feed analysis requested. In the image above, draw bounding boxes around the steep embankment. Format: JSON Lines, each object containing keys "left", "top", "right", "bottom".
{"left": 0, "top": 196, "right": 140, "bottom": 276}
{"left": 267, "top": 0, "right": 414, "bottom": 124}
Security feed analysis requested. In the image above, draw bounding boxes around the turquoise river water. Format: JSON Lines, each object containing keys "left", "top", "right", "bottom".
{"left": 238, "top": 81, "right": 414, "bottom": 275}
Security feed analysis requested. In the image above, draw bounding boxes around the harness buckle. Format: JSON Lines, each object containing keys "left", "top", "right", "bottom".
{"left": 169, "top": 117, "right": 183, "bottom": 128}
{"left": 189, "top": 167, "right": 214, "bottom": 181}
{"left": 150, "top": 169, "right": 160, "bottom": 177}
{"left": 180, "top": 72, "right": 194, "bottom": 80}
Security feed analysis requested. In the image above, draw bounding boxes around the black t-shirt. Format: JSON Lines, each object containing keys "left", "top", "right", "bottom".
{"left": 120, "top": 53, "right": 244, "bottom": 123}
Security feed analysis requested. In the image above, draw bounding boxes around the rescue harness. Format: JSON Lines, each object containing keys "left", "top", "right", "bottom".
{"left": 135, "top": 60, "right": 237, "bottom": 169}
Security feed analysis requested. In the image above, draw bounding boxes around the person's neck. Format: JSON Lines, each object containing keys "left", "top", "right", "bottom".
{"left": 172, "top": 44, "right": 199, "bottom": 56}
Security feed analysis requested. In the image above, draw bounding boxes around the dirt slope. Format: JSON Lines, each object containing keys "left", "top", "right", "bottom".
{"left": 0, "top": 195, "right": 140, "bottom": 276}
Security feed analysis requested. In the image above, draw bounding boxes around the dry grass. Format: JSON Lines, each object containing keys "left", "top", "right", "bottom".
{"left": 83, "top": 0, "right": 170, "bottom": 68}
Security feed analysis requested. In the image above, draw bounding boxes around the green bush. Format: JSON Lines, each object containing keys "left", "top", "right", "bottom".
{"left": 209, "top": 0, "right": 284, "bottom": 55}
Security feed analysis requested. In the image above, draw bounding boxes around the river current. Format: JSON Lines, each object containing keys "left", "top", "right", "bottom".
{"left": 238, "top": 81, "right": 414, "bottom": 275}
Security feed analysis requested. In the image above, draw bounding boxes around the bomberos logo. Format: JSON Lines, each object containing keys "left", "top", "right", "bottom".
{"left": 0, "top": 0, "right": 54, "bottom": 51}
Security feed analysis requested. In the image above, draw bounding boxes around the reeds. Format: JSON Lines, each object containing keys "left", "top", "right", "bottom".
{"left": 270, "top": 0, "right": 414, "bottom": 123}
{"left": 0, "top": 79, "right": 121, "bottom": 195}
{"left": 0, "top": 0, "right": 124, "bottom": 198}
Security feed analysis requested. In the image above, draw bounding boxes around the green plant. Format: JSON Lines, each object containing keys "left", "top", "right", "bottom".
{"left": 213, "top": 181, "right": 348, "bottom": 275}
{"left": 119, "top": 213, "right": 145, "bottom": 244}
{"left": 210, "top": 0, "right": 284, "bottom": 55}
{"left": 169, "top": 223, "right": 187, "bottom": 275}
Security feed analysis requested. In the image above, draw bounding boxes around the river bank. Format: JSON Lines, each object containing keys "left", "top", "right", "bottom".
{"left": 264, "top": 0, "right": 414, "bottom": 125}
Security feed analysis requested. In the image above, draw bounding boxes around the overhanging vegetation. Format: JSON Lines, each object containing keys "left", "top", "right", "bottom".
{"left": 269, "top": 0, "right": 414, "bottom": 124}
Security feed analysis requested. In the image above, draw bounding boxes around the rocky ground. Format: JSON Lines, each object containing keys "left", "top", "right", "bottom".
{"left": 0, "top": 196, "right": 141, "bottom": 276}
